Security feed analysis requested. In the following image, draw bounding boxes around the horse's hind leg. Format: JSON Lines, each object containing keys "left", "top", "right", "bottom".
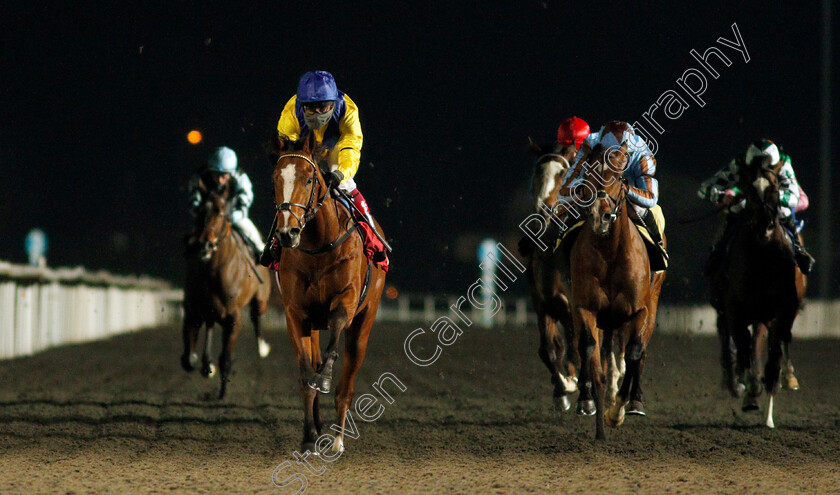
{"left": 781, "top": 341, "right": 799, "bottom": 390}
{"left": 200, "top": 323, "right": 217, "bottom": 378}
{"left": 607, "top": 308, "right": 648, "bottom": 427}
{"left": 250, "top": 297, "right": 270, "bottom": 358}
{"left": 180, "top": 312, "right": 202, "bottom": 372}
{"left": 218, "top": 313, "right": 242, "bottom": 400}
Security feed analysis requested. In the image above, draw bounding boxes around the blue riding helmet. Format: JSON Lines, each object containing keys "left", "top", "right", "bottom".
{"left": 297, "top": 71, "right": 338, "bottom": 104}
{"left": 208, "top": 146, "right": 237, "bottom": 173}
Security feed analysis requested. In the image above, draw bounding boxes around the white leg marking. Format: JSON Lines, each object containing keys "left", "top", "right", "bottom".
{"left": 766, "top": 395, "right": 775, "bottom": 428}
{"left": 258, "top": 338, "right": 271, "bottom": 358}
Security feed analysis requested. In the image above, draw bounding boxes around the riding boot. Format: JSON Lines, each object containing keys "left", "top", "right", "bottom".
{"left": 783, "top": 218, "right": 815, "bottom": 274}
{"left": 640, "top": 209, "right": 663, "bottom": 247}
{"left": 259, "top": 236, "right": 281, "bottom": 268}
{"left": 348, "top": 188, "right": 388, "bottom": 262}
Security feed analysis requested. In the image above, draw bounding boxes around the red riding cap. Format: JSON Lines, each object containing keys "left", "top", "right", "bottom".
{"left": 557, "top": 116, "right": 590, "bottom": 149}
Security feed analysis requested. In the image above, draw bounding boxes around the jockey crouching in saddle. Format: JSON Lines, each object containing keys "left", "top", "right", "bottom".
{"left": 698, "top": 139, "right": 815, "bottom": 275}
{"left": 259, "top": 70, "right": 389, "bottom": 271}
{"left": 555, "top": 121, "right": 666, "bottom": 262}
{"left": 187, "top": 146, "right": 265, "bottom": 260}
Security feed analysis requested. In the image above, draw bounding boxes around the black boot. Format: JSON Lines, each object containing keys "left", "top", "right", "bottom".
{"left": 793, "top": 243, "right": 815, "bottom": 274}
{"left": 782, "top": 217, "right": 815, "bottom": 274}
{"left": 640, "top": 209, "right": 663, "bottom": 247}
{"left": 259, "top": 237, "right": 280, "bottom": 268}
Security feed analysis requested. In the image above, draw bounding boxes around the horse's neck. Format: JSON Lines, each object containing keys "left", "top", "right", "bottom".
{"left": 300, "top": 197, "right": 345, "bottom": 248}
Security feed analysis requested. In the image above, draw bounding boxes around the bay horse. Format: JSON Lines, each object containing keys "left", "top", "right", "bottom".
{"left": 181, "top": 181, "right": 272, "bottom": 399}
{"left": 520, "top": 138, "right": 579, "bottom": 412}
{"left": 560, "top": 140, "right": 666, "bottom": 440}
{"left": 271, "top": 134, "right": 386, "bottom": 454}
{"left": 708, "top": 154, "right": 806, "bottom": 427}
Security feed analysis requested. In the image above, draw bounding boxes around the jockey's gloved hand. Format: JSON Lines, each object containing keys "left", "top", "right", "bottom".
{"left": 324, "top": 170, "right": 344, "bottom": 189}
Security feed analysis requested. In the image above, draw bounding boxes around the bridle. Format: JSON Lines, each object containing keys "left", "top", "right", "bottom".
{"left": 595, "top": 179, "right": 627, "bottom": 226}
{"left": 198, "top": 197, "right": 231, "bottom": 262}
{"left": 275, "top": 152, "right": 329, "bottom": 230}
{"left": 274, "top": 151, "right": 358, "bottom": 254}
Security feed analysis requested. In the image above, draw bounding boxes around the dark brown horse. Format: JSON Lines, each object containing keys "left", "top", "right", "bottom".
{"left": 521, "top": 138, "right": 580, "bottom": 412}
{"left": 708, "top": 154, "right": 806, "bottom": 427}
{"left": 272, "top": 135, "right": 386, "bottom": 454}
{"left": 181, "top": 183, "right": 272, "bottom": 399}
{"left": 560, "top": 139, "right": 666, "bottom": 439}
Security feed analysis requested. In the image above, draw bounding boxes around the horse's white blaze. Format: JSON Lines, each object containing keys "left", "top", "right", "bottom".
{"left": 535, "top": 159, "right": 567, "bottom": 207}
{"left": 753, "top": 176, "right": 770, "bottom": 197}
{"left": 280, "top": 164, "right": 296, "bottom": 227}
{"left": 766, "top": 395, "right": 775, "bottom": 428}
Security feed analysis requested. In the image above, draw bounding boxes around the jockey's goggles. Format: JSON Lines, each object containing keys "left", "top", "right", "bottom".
{"left": 302, "top": 101, "right": 335, "bottom": 114}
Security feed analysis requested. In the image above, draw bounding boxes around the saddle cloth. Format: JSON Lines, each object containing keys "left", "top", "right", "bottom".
{"left": 554, "top": 204, "right": 669, "bottom": 272}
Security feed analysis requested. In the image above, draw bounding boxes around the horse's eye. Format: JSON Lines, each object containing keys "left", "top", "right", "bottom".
{"left": 307, "top": 178, "right": 313, "bottom": 184}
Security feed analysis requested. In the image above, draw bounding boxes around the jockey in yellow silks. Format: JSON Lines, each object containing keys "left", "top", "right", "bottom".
{"left": 260, "top": 71, "right": 388, "bottom": 270}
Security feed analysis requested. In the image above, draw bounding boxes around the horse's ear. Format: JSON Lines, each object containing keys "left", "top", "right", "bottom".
{"left": 197, "top": 176, "right": 208, "bottom": 194}
{"left": 302, "top": 132, "right": 314, "bottom": 155}
{"left": 527, "top": 136, "right": 543, "bottom": 156}
{"left": 268, "top": 132, "right": 287, "bottom": 164}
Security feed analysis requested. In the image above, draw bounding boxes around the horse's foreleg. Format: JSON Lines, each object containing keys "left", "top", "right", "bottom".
{"left": 200, "top": 324, "right": 216, "bottom": 378}
{"left": 781, "top": 340, "right": 799, "bottom": 390}
{"left": 607, "top": 308, "right": 648, "bottom": 427}
{"left": 287, "top": 316, "right": 319, "bottom": 451}
{"left": 332, "top": 311, "right": 374, "bottom": 455}
{"left": 313, "top": 302, "right": 353, "bottom": 394}
{"left": 537, "top": 312, "right": 572, "bottom": 412}
{"left": 764, "top": 313, "right": 795, "bottom": 428}
{"left": 251, "top": 297, "right": 270, "bottom": 358}
{"left": 743, "top": 323, "right": 767, "bottom": 411}
{"left": 218, "top": 313, "right": 242, "bottom": 400}
{"left": 180, "top": 313, "right": 202, "bottom": 372}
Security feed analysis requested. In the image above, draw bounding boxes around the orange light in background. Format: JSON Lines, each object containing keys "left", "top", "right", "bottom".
{"left": 385, "top": 286, "right": 399, "bottom": 299}
{"left": 187, "top": 130, "right": 202, "bottom": 144}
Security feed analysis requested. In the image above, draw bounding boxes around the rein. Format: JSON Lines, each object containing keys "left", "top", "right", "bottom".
{"left": 275, "top": 152, "right": 356, "bottom": 254}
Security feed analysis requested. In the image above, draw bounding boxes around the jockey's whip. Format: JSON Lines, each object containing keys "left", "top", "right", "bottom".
{"left": 677, "top": 204, "right": 728, "bottom": 224}
{"left": 332, "top": 188, "right": 393, "bottom": 253}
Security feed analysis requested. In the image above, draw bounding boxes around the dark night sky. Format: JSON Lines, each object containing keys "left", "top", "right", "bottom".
{"left": 3, "top": 1, "right": 838, "bottom": 301}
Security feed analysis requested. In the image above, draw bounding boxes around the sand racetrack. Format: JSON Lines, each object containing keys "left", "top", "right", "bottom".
{"left": 1, "top": 321, "right": 839, "bottom": 494}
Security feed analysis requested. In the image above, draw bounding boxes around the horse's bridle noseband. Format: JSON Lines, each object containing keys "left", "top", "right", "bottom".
{"left": 593, "top": 175, "right": 627, "bottom": 226}
{"left": 275, "top": 153, "right": 328, "bottom": 230}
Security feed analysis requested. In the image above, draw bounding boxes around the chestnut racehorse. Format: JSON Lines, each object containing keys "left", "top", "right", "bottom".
{"left": 560, "top": 140, "right": 666, "bottom": 440}
{"left": 272, "top": 135, "right": 386, "bottom": 454}
{"left": 708, "top": 153, "right": 805, "bottom": 427}
{"left": 181, "top": 183, "right": 272, "bottom": 399}
{"left": 520, "top": 138, "right": 579, "bottom": 412}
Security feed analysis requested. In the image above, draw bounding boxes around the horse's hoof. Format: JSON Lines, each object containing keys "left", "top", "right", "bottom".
{"left": 258, "top": 338, "right": 271, "bottom": 358}
{"left": 783, "top": 375, "right": 800, "bottom": 391}
{"left": 201, "top": 362, "right": 216, "bottom": 378}
{"left": 742, "top": 395, "right": 761, "bottom": 412}
{"left": 626, "top": 400, "right": 646, "bottom": 416}
{"left": 605, "top": 405, "right": 625, "bottom": 427}
{"left": 318, "top": 375, "right": 332, "bottom": 395}
{"left": 300, "top": 442, "right": 317, "bottom": 455}
{"left": 576, "top": 399, "right": 596, "bottom": 416}
{"left": 554, "top": 395, "right": 572, "bottom": 412}
{"left": 307, "top": 375, "right": 321, "bottom": 392}
{"left": 180, "top": 353, "right": 196, "bottom": 372}
{"left": 728, "top": 382, "right": 746, "bottom": 398}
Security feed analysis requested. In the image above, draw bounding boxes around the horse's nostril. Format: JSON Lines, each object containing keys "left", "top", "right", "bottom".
{"left": 289, "top": 228, "right": 301, "bottom": 237}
